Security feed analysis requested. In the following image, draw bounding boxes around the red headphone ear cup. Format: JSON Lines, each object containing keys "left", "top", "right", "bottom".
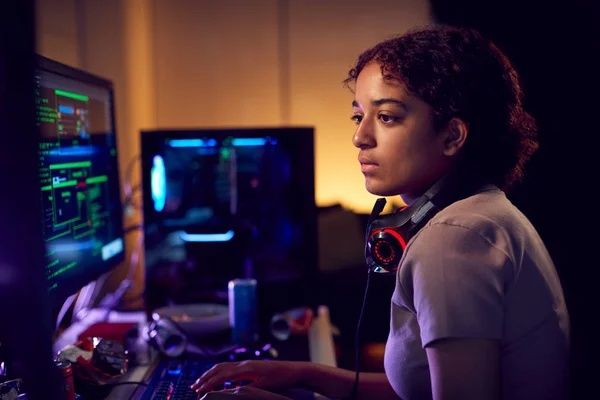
{"left": 383, "top": 228, "right": 407, "bottom": 250}
{"left": 368, "top": 228, "right": 408, "bottom": 271}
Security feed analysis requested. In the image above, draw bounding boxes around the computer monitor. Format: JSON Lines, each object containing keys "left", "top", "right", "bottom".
{"left": 35, "top": 55, "right": 125, "bottom": 314}
{"left": 1, "top": 5, "right": 63, "bottom": 397}
{"left": 141, "top": 128, "right": 317, "bottom": 308}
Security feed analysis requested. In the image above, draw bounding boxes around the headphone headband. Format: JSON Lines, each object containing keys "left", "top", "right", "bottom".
{"left": 365, "top": 169, "right": 484, "bottom": 273}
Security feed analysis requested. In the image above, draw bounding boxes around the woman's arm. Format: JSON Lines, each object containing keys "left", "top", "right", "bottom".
{"left": 426, "top": 338, "right": 501, "bottom": 400}
{"left": 191, "top": 360, "right": 399, "bottom": 399}
{"left": 299, "top": 362, "right": 400, "bottom": 400}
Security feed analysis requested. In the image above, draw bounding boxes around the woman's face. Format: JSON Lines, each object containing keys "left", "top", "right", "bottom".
{"left": 351, "top": 62, "right": 456, "bottom": 202}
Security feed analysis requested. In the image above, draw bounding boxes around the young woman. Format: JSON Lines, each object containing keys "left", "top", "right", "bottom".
{"left": 192, "top": 25, "right": 570, "bottom": 400}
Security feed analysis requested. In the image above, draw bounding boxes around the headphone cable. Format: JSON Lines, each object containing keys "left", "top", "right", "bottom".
{"left": 349, "top": 267, "right": 372, "bottom": 400}
{"left": 347, "top": 198, "right": 384, "bottom": 399}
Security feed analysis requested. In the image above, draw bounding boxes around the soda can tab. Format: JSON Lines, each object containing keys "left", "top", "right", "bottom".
{"left": 228, "top": 278, "right": 259, "bottom": 345}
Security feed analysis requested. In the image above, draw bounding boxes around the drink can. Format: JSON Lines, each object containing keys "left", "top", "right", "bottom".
{"left": 228, "top": 278, "right": 259, "bottom": 345}
{"left": 55, "top": 360, "right": 76, "bottom": 400}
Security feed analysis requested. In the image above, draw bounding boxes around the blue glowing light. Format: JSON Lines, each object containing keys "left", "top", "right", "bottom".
{"left": 179, "top": 230, "right": 235, "bottom": 242}
{"left": 58, "top": 105, "right": 74, "bottom": 114}
{"left": 231, "top": 138, "right": 266, "bottom": 146}
{"left": 168, "top": 139, "right": 218, "bottom": 147}
{"left": 168, "top": 137, "right": 277, "bottom": 148}
{"left": 49, "top": 146, "right": 96, "bottom": 156}
{"left": 151, "top": 155, "right": 167, "bottom": 212}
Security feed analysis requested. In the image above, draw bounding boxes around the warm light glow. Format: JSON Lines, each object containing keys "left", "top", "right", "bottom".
{"left": 286, "top": 2, "right": 430, "bottom": 214}
{"left": 147, "top": 0, "right": 430, "bottom": 215}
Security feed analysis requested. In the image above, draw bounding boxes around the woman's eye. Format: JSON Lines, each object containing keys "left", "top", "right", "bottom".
{"left": 379, "top": 114, "right": 397, "bottom": 123}
{"left": 350, "top": 115, "right": 363, "bottom": 125}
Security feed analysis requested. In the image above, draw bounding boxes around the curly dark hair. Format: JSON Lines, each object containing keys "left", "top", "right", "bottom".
{"left": 344, "top": 25, "right": 538, "bottom": 191}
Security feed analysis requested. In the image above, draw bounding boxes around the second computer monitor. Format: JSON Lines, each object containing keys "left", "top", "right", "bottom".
{"left": 141, "top": 127, "right": 317, "bottom": 296}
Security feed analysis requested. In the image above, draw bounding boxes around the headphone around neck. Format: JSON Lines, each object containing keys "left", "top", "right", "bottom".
{"left": 364, "top": 171, "right": 483, "bottom": 273}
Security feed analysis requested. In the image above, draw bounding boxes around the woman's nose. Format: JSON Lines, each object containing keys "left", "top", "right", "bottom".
{"left": 352, "top": 118, "right": 375, "bottom": 149}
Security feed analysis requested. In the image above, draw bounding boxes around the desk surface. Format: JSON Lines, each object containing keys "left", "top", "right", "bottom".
{"left": 54, "top": 307, "right": 337, "bottom": 400}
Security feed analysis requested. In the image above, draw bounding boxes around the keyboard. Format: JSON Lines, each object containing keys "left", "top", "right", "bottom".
{"left": 140, "top": 358, "right": 251, "bottom": 400}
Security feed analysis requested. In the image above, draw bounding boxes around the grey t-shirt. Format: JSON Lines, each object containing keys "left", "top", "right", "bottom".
{"left": 384, "top": 185, "right": 570, "bottom": 400}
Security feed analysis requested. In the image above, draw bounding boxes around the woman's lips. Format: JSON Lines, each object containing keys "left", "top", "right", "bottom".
{"left": 358, "top": 157, "right": 378, "bottom": 173}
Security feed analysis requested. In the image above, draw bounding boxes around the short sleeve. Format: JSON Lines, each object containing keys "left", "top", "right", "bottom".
{"left": 398, "top": 222, "right": 510, "bottom": 348}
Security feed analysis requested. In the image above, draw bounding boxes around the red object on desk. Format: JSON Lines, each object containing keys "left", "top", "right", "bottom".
{"left": 78, "top": 322, "right": 136, "bottom": 345}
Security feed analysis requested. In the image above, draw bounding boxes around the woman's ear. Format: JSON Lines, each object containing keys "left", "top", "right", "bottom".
{"left": 442, "top": 118, "right": 468, "bottom": 156}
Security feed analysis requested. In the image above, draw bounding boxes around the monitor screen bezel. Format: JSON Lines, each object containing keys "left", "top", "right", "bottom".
{"left": 36, "top": 54, "right": 126, "bottom": 311}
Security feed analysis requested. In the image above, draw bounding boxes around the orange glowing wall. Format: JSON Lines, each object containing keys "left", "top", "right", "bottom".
{"left": 35, "top": 0, "right": 432, "bottom": 305}
{"left": 37, "top": 0, "right": 432, "bottom": 215}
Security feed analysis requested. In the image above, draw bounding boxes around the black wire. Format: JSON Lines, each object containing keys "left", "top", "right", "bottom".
{"left": 350, "top": 267, "right": 372, "bottom": 400}
{"left": 129, "top": 184, "right": 142, "bottom": 195}
{"left": 123, "top": 155, "right": 142, "bottom": 213}
{"left": 123, "top": 184, "right": 143, "bottom": 212}
{"left": 124, "top": 224, "right": 143, "bottom": 234}
{"left": 347, "top": 198, "right": 384, "bottom": 399}
{"left": 107, "top": 381, "right": 149, "bottom": 387}
{"left": 124, "top": 154, "right": 141, "bottom": 186}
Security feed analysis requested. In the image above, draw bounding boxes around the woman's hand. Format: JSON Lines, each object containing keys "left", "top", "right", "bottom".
{"left": 199, "top": 386, "right": 292, "bottom": 400}
{"left": 191, "top": 360, "right": 305, "bottom": 397}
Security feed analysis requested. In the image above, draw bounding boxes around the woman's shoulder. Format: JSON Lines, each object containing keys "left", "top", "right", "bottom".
{"left": 426, "top": 184, "right": 532, "bottom": 244}
{"left": 402, "top": 185, "right": 537, "bottom": 269}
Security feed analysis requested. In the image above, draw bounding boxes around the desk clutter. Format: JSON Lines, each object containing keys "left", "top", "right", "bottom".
{"left": 28, "top": 298, "right": 333, "bottom": 400}
{"left": 0, "top": 50, "right": 355, "bottom": 400}
{"left": 56, "top": 337, "right": 128, "bottom": 387}
{"left": 151, "top": 303, "right": 230, "bottom": 338}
